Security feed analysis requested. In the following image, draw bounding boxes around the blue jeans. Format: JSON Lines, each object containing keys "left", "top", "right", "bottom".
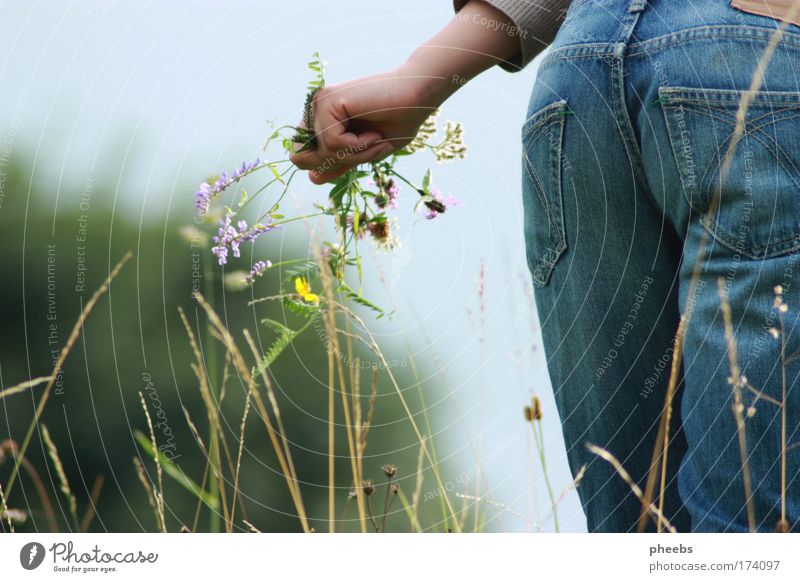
{"left": 524, "top": 0, "right": 800, "bottom": 532}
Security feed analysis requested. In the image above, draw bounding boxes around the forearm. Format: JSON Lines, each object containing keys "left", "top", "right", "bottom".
{"left": 400, "top": 1, "right": 523, "bottom": 106}
{"left": 455, "top": 0, "right": 571, "bottom": 70}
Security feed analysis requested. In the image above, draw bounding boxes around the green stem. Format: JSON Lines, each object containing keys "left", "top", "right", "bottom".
{"left": 202, "top": 250, "right": 222, "bottom": 533}
{"left": 236, "top": 164, "right": 294, "bottom": 214}
{"left": 533, "top": 420, "right": 559, "bottom": 532}
{"left": 270, "top": 212, "right": 325, "bottom": 228}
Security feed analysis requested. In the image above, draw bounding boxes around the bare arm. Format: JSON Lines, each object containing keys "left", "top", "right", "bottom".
{"left": 291, "top": 1, "right": 533, "bottom": 183}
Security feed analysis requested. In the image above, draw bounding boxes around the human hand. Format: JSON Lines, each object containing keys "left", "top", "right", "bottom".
{"left": 289, "top": 64, "right": 449, "bottom": 184}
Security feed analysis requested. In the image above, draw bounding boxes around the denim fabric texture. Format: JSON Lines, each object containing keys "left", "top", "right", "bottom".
{"left": 523, "top": 0, "right": 800, "bottom": 532}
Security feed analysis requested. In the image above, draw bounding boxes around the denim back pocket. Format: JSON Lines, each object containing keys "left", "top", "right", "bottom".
{"left": 522, "top": 100, "right": 568, "bottom": 287}
{"left": 659, "top": 86, "right": 800, "bottom": 259}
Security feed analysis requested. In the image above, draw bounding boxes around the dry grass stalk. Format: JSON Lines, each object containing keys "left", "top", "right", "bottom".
{"left": 588, "top": 443, "right": 677, "bottom": 533}
{"left": 1, "top": 440, "right": 58, "bottom": 531}
{"left": 138, "top": 391, "right": 167, "bottom": 532}
{"left": 180, "top": 404, "right": 213, "bottom": 531}
{"left": 193, "top": 292, "right": 310, "bottom": 532}
{"left": 316, "top": 252, "right": 368, "bottom": 533}
{"left": 243, "top": 328, "right": 305, "bottom": 522}
{"left": 0, "top": 376, "right": 53, "bottom": 400}
{"left": 456, "top": 492, "right": 533, "bottom": 526}
{"left": 132, "top": 456, "right": 161, "bottom": 529}
{"left": 0, "top": 252, "right": 131, "bottom": 513}
{"left": 778, "top": 309, "right": 788, "bottom": 528}
{"left": 336, "top": 301, "right": 462, "bottom": 531}
{"left": 181, "top": 306, "right": 245, "bottom": 531}
{"left": 41, "top": 424, "right": 79, "bottom": 531}
{"left": 361, "top": 369, "right": 379, "bottom": 453}
{"left": 351, "top": 357, "right": 362, "bottom": 478}
{"left": 327, "top": 318, "right": 336, "bottom": 532}
{"left": 0, "top": 481, "right": 14, "bottom": 532}
{"left": 717, "top": 279, "right": 757, "bottom": 531}
{"left": 182, "top": 406, "right": 209, "bottom": 456}
{"left": 178, "top": 307, "right": 226, "bottom": 525}
{"left": 410, "top": 441, "right": 426, "bottom": 532}
{"left": 230, "top": 392, "right": 251, "bottom": 532}
{"left": 80, "top": 475, "right": 105, "bottom": 532}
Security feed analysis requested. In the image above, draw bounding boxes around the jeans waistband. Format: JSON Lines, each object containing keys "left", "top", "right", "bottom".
{"left": 553, "top": 0, "right": 791, "bottom": 55}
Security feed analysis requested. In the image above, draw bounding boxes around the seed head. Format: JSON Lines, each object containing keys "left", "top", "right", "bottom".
{"left": 531, "top": 396, "right": 543, "bottom": 421}
{"left": 775, "top": 518, "right": 790, "bottom": 533}
{"left": 362, "top": 479, "right": 375, "bottom": 496}
{"left": 382, "top": 464, "right": 398, "bottom": 479}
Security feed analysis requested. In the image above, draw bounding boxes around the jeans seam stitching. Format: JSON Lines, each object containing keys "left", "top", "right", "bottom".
{"left": 522, "top": 106, "right": 567, "bottom": 287}
{"left": 612, "top": 51, "right": 656, "bottom": 216}
{"left": 627, "top": 25, "right": 800, "bottom": 56}
{"left": 661, "top": 100, "right": 800, "bottom": 257}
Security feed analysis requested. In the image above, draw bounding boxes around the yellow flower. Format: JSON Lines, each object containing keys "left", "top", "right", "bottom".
{"left": 294, "top": 277, "right": 320, "bottom": 303}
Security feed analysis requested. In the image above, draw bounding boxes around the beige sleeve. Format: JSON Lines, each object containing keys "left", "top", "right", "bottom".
{"left": 453, "top": 0, "right": 571, "bottom": 71}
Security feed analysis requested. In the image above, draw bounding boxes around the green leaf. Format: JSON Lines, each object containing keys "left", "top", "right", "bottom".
{"left": 269, "top": 164, "right": 285, "bottom": 184}
{"left": 282, "top": 296, "right": 319, "bottom": 318}
{"left": 134, "top": 430, "right": 219, "bottom": 511}
{"left": 283, "top": 260, "right": 318, "bottom": 287}
{"left": 338, "top": 281, "right": 387, "bottom": 317}
{"left": 329, "top": 171, "right": 366, "bottom": 207}
{"left": 258, "top": 318, "right": 304, "bottom": 369}
{"left": 422, "top": 169, "right": 432, "bottom": 193}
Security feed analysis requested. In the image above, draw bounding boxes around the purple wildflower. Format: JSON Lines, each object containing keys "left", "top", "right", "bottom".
{"left": 194, "top": 182, "right": 212, "bottom": 215}
{"left": 210, "top": 210, "right": 276, "bottom": 266}
{"left": 246, "top": 260, "right": 272, "bottom": 283}
{"left": 195, "top": 158, "right": 263, "bottom": 216}
{"left": 370, "top": 177, "right": 400, "bottom": 211}
{"left": 386, "top": 180, "right": 400, "bottom": 210}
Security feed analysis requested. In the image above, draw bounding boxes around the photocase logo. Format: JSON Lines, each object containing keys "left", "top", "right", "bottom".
{"left": 20, "top": 542, "right": 46, "bottom": 570}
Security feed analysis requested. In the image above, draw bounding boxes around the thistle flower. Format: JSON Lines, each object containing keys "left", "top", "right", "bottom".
{"left": 246, "top": 260, "right": 272, "bottom": 284}
{"left": 210, "top": 210, "right": 276, "bottom": 266}
{"left": 367, "top": 218, "right": 399, "bottom": 250}
{"left": 422, "top": 187, "right": 460, "bottom": 220}
{"left": 372, "top": 177, "right": 400, "bottom": 210}
{"left": 195, "top": 158, "right": 264, "bottom": 216}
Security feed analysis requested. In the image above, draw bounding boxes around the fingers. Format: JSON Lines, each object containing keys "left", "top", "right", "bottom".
{"left": 308, "top": 141, "right": 395, "bottom": 184}
{"left": 291, "top": 131, "right": 383, "bottom": 170}
{"left": 289, "top": 87, "right": 386, "bottom": 173}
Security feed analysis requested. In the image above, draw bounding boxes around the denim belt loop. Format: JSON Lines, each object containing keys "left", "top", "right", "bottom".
{"left": 628, "top": 0, "right": 647, "bottom": 13}
{"left": 618, "top": 0, "right": 647, "bottom": 46}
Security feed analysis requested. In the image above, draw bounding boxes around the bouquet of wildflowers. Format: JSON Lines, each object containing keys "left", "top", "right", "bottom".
{"left": 193, "top": 54, "right": 466, "bottom": 316}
